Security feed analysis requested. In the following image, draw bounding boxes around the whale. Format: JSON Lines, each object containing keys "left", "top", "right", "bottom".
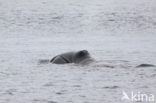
{"left": 39, "top": 50, "right": 155, "bottom": 67}
{"left": 136, "top": 64, "right": 155, "bottom": 68}
{"left": 50, "top": 50, "right": 94, "bottom": 64}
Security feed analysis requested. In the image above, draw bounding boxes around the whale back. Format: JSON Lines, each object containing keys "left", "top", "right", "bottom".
{"left": 50, "top": 50, "right": 93, "bottom": 64}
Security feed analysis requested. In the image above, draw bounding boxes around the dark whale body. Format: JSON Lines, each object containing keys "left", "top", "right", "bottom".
{"left": 136, "top": 64, "right": 155, "bottom": 68}
{"left": 50, "top": 50, "right": 93, "bottom": 64}
{"left": 39, "top": 50, "right": 155, "bottom": 67}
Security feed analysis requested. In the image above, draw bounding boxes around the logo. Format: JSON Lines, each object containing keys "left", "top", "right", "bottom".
{"left": 121, "top": 90, "right": 155, "bottom": 102}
